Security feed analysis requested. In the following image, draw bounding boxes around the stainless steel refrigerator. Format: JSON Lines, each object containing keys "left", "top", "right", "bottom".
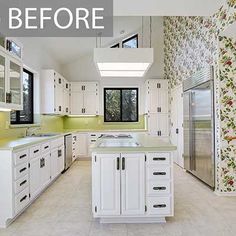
{"left": 183, "top": 67, "right": 215, "bottom": 188}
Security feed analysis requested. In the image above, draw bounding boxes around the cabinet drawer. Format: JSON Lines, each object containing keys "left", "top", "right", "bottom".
{"left": 14, "top": 162, "right": 29, "bottom": 180}
{"left": 30, "top": 145, "right": 41, "bottom": 159}
{"left": 14, "top": 149, "right": 29, "bottom": 166}
{"left": 51, "top": 137, "right": 64, "bottom": 149}
{"left": 15, "top": 187, "right": 30, "bottom": 214}
{"left": 41, "top": 142, "right": 51, "bottom": 154}
{"left": 15, "top": 175, "right": 29, "bottom": 195}
{"left": 146, "top": 153, "right": 170, "bottom": 165}
{"left": 147, "top": 166, "right": 171, "bottom": 180}
{"left": 147, "top": 181, "right": 171, "bottom": 196}
{"left": 147, "top": 197, "right": 171, "bottom": 215}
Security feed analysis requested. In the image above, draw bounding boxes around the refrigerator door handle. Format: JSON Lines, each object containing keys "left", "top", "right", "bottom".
{"left": 189, "top": 91, "right": 194, "bottom": 171}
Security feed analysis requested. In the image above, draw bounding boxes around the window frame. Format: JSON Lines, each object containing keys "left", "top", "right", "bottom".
{"left": 111, "top": 43, "right": 120, "bottom": 48}
{"left": 122, "top": 34, "right": 138, "bottom": 48}
{"left": 11, "top": 68, "right": 34, "bottom": 125}
{"left": 104, "top": 88, "right": 139, "bottom": 123}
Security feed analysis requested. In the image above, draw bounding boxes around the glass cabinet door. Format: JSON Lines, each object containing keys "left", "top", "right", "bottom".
{"left": 0, "top": 53, "right": 6, "bottom": 104}
{"left": 9, "top": 60, "right": 22, "bottom": 105}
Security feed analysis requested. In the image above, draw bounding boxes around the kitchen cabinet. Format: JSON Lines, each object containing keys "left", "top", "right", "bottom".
{"left": 77, "top": 133, "right": 88, "bottom": 158}
{"left": 93, "top": 153, "right": 145, "bottom": 217}
{"left": 70, "top": 82, "right": 99, "bottom": 116}
{"left": 0, "top": 137, "right": 65, "bottom": 228}
{"left": 41, "top": 69, "right": 70, "bottom": 115}
{"left": 121, "top": 153, "right": 145, "bottom": 215}
{"left": 0, "top": 46, "right": 23, "bottom": 110}
{"left": 146, "top": 79, "right": 169, "bottom": 138}
{"left": 92, "top": 150, "right": 174, "bottom": 223}
{"left": 93, "top": 153, "right": 121, "bottom": 216}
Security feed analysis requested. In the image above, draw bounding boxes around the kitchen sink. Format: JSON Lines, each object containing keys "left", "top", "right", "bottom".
{"left": 28, "top": 133, "right": 59, "bottom": 137}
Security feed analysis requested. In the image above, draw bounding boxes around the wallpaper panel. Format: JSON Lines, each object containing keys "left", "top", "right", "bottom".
{"left": 164, "top": 0, "right": 236, "bottom": 193}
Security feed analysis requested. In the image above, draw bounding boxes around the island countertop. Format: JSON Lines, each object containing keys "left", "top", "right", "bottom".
{"left": 90, "top": 133, "right": 176, "bottom": 153}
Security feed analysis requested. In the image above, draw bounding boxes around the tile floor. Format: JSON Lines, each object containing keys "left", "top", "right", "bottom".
{"left": 0, "top": 161, "right": 236, "bottom": 236}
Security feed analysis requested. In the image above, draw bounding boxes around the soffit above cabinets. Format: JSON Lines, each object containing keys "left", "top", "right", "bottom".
{"left": 114, "top": 0, "right": 225, "bottom": 16}
{"left": 94, "top": 48, "right": 154, "bottom": 77}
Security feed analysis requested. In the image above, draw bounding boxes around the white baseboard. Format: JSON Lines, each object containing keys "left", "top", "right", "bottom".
{"left": 99, "top": 217, "right": 166, "bottom": 224}
{"left": 214, "top": 191, "right": 236, "bottom": 196}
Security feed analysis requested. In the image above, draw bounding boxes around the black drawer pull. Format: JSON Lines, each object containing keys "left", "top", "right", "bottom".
{"left": 153, "top": 204, "right": 166, "bottom": 208}
{"left": 153, "top": 172, "right": 166, "bottom": 176}
{"left": 20, "top": 180, "right": 27, "bottom": 186}
{"left": 44, "top": 146, "right": 49, "bottom": 149}
{"left": 19, "top": 167, "right": 27, "bottom": 173}
{"left": 153, "top": 186, "right": 166, "bottom": 191}
{"left": 19, "top": 154, "right": 27, "bottom": 159}
{"left": 33, "top": 149, "right": 39, "bottom": 154}
{"left": 20, "top": 195, "right": 27, "bottom": 202}
{"left": 153, "top": 157, "right": 166, "bottom": 161}
{"left": 122, "top": 157, "right": 125, "bottom": 170}
{"left": 117, "top": 157, "right": 120, "bottom": 170}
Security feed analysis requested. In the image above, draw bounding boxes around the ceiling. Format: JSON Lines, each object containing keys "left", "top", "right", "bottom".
{"left": 19, "top": 1, "right": 225, "bottom": 65}
{"left": 114, "top": 0, "right": 225, "bottom": 16}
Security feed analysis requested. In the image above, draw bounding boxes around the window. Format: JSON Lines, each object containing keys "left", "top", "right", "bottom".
{"left": 104, "top": 88, "right": 138, "bottom": 122}
{"left": 122, "top": 34, "right": 138, "bottom": 48}
{"left": 11, "top": 69, "right": 34, "bottom": 124}
{"left": 111, "top": 43, "right": 119, "bottom": 48}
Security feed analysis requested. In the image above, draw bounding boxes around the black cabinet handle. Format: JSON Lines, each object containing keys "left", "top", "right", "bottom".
{"left": 153, "top": 186, "right": 166, "bottom": 191}
{"left": 20, "top": 180, "right": 27, "bottom": 186}
{"left": 153, "top": 204, "right": 166, "bottom": 208}
{"left": 176, "top": 128, "right": 179, "bottom": 134}
{"left": 19, "top": 167, "right": 27, "bottom": 173}
{"left": 33, "top": 150, "right": 39, "bottom": 154}
{"left": 153, "top": 157, "right": 166, "bottom": 161}
{"left": 44, "top": 146, "right": 49, "bottom": 149}
{"left": 153, "top": 172, "right": 166, "bottom": 176}
{"left": 59, "top": 106, "right": 62, "bottom": 111}
{"left": 19, "top": 154, "right": 27, "bottom": 159}
{"left": 20, "top": 195, "right": 27, "bottom": 203}
{"left": 122, "top": 157, "right": 125, "bottom": 170}
{"left": 117, "top": 157, "right": 120, "bottom": 170}
{"left": 58, "top": 150, "right": 62, "bottom": 157}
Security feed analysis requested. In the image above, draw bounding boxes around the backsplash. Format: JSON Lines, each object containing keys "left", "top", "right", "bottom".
{"left": 164, "top": 0, "right": 236, "bottom": 194}
{"left": 63, "top": 115, "right": 146, "bottom": 131}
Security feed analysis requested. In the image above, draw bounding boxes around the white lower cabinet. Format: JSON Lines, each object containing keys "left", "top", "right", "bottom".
{"left": 92, "top": 151, "right": 173, "bottom": 223}
{"left": 93, "top": 153, "right": 146, "bottom": 217}
{"left": 0, "top": 137, "right": 65, "bottom": 228}
{"left": 77, "top": 133, "right": 88, "bottom": 157}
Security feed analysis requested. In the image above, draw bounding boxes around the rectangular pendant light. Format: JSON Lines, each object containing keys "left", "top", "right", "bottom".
{"left": 94, "top": 48, "right": 153, "bottom": 77}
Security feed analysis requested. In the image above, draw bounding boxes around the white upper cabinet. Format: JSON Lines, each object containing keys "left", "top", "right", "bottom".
{"left": 121, "top": 153, "right": 145, "bottom": 215}
{"left": 0, "top": 47, "right": 23, "bottom": 110}
{"left": 70, "top": 82, "right": 99, "bottom": 116}
{"left": 146, "top": 79, "right": 169, "bottom": 138}
{"left": 41, "top": 69, "right": 70, "bottom": 115}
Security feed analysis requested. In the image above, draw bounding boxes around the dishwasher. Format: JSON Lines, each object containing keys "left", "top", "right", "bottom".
{"left": 64, "top": 134, "right": 72, "bottom": 171}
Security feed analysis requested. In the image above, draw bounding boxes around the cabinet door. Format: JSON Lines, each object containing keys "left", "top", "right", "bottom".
{"left": 40, "top": 152, "right": 51, "bottom": 189}
{"left": 8, "top": 58, "right": 23, "bottom": 109}
{"left": 63, "top": 89, "right": 70, "bottom": 115}
{"left": 84, "top": 92, "right": 98, "bottom": 115}
{"left": 77, "top": 133, "right": 88, "bottom": 156}
{"left": 83, "top": 82, "right": 98, "bottom": 92}
{"left": 94, "top": 154, "right": 120, "bottom": 216}
{"left": 121, "top": 153, "right": 145, "bottom": 215}
{"left": 50, "top": 149, "right": 58, "bottom": 180}
{"left": 148, "top": 113, "right": 158, "bottom": 135}
{"left": 29, "top": 156, "right": 41, "bottom": 199}
{"left": 70, "top": 92, "right": 84, "bottom": 115}
{"left": 54, "top": 83, "right": 64, "bottom": 114}
{"left": 157, "top": 114, "right": 169, "bottom": 137}
{"left": 58, "top": 146, "right": 65, "bottom": 173}
{"left": 157, "top": 89, "right": 168, "bottom": 114}
{"left": 0, "top": 51, "right": 6, "bottom": 105}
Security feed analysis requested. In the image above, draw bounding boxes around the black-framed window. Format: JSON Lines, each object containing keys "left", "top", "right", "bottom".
{"left": 111, "top": 43, "right": 119, "bottom": 48}
{"left": 122, "top": 34, "right": 138, "bottom": 48}
{"left": 11, "top": 69, "right": 34, "bottom": 124}
{"left": 104, "top": 88, "right": 138, "bottom": 122}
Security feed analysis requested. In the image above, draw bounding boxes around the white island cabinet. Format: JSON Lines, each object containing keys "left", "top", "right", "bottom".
{"left": 92, "top": 134, "right": 175, "bottom": 223}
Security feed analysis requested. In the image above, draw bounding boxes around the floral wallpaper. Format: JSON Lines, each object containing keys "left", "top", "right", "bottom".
{"left": 164, "top": 0, "right": 236, "bottom": 194}
{"left": 218, "top": 36, "right": 236, "bottom": 192}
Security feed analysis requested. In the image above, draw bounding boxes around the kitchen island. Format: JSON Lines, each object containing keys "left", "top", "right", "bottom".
{"left": 91, "top": 134, "right": 176, "bottom": 223}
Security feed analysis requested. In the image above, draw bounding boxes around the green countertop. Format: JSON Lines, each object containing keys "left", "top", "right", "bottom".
{"left": 90, "top": 134, "right": 176, "bottom": 152}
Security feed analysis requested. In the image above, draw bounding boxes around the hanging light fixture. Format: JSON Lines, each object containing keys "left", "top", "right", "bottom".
{"left": 94, "top": 17, "right": 154, "bottom": 77}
